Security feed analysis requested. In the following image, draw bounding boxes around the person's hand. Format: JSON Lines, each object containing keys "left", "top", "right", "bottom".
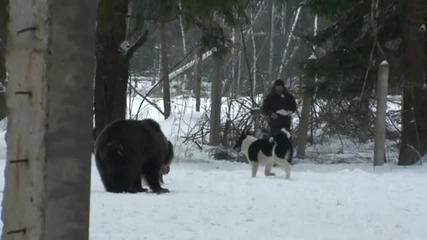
{"left": 270, "top": 113, "right": 278, "bottom": 119}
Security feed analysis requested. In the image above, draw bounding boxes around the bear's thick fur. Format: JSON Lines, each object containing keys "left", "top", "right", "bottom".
{"left": 95, "top": 119, "right": 173, "bottom": 194}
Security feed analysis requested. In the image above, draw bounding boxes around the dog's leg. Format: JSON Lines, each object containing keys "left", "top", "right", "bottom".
{"left": 283, "top": 160, "right": 291, "bottom": 179}
{"left": 264, "top": 159, "right": 276, "bottom": 176}
{"left": 275, "top": 157, "right": 291, "bottom": 179}
{"left": 250, "top": 161, "right": 259, "bottom": 177}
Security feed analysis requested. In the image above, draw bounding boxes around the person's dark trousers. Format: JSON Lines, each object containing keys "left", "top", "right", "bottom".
{"left": 269, "top": 127, "right": 283, "bottom": 137}
{"left": 269, "top": 116, "right": 291, "bottom": 136}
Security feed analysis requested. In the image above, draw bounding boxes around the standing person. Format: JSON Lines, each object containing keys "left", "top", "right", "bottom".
{"left": 261, "top": 79, "right": 297, "bottom": 136}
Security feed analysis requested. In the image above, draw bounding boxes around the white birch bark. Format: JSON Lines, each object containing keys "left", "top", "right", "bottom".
{"left": 267, "top": 1, "right": 275, "bottom": 86}
{"left": 250, "top": 11, "right": 257, "bottom": 96}
{"left": 1, "top": 0, "right": 96, "bottom": 239}
{"left": 276, "top": 6, "right": 301, "bottom": 79}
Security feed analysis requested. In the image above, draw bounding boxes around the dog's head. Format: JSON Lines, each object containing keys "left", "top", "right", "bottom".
{"left": 233, "top": 131, "right": 249, "bottom": 152}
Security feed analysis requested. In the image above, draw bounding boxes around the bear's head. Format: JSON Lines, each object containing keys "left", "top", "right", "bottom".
{"left": 160, "top": 140, "right": 174, "bottom": 175}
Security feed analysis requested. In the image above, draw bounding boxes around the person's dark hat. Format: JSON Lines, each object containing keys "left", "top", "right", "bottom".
{"left": 273, "top": 79, "right": 285, "bottom": 86}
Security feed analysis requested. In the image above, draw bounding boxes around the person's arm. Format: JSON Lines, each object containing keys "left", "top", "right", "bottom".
{"left": 262, "top": 95, "right": 277, "bottom": 119}
{"left": 276, "top": 94, "right": 297, "bottom": 116}
{"left": 261, "top": 95, "right": 272, "bottom": 115}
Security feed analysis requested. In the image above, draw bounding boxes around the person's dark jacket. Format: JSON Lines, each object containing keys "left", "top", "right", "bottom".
{"left": 261, "top": 88, "right": 297, "bottom": 129}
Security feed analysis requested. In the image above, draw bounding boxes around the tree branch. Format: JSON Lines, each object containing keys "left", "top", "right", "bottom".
{"left": 127, "top": 82, "right": 165, "bottom": 117}
{"left": 126, "top": 29, "right": 149, "bottom": 61}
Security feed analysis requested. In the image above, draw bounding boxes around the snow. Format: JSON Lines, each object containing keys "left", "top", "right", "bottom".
{"left": 0, "top": 95, "right": 427, "bottom": 240}
{"left": 89, "top": 161, "right": 427, "bottom": 240}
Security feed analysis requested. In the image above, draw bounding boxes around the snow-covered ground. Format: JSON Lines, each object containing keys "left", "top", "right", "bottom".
{"left": 89, "top": 161, "right": 427, "bottom": 240}
{"left": 0, "top": 95, "right": 426, "bottom": 240}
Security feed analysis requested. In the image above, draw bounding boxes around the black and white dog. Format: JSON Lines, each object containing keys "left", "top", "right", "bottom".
{"left": 233, "top": 128, "right": 293, "bottom": 179}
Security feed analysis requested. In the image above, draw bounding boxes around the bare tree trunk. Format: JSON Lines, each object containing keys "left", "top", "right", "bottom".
{"left": 94, "top": 0, "right": 149, "bottom": 136}
{"left": 95, "top": 0, "right": 129, "bottom": 136}
{"left": 268, "top": 1, "right": 275, "bottom": 86}
{"left": 178, "top": 2, "right": 189, "bottom": 92}
{"left": 250, "top": 17, "right": 257, "bottom": 97}
{"left": 277, "top": 6, "right": 301, "bottom": 79}
{"left": 210, "top": 53, "right": 223, "bottom": 146}
{"left": 0, "top": 0, "right": 6, "bottom": 41}
{"left": 231, "top": 28, "right": 237, "bottom": 96}
{"left": 297, "top": 15, "right": 318, "bottom": 159}
{"left": 160, "top": 23, "right": 171, "bottom": 119}
{"left": 398, "top": 0, "right": 427, "bottom": 165}
{"left": 280, "top": 1, "right": 287, "bottom": 38}
{"left": 1, "top": 0, "right": 97, "bottom": 239}
{"left": 236, "top": 35, "right": 243, "bottom": 95}
{"left": 193, "top": 46, "right": 203, "bottom": 112}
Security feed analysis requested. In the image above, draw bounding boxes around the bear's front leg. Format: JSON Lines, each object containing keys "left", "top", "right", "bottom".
{"left": 142, "top": 162, "right": 170, "bottom": 194}
{"left": 132, "top": 176, "right": 148, "bottom": 193}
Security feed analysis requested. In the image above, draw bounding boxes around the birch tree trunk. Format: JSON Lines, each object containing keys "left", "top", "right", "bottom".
{"left": 267, "top": 1, "right": 275, "bottom": 86}
{"left": 277, "top": 6, "right": 301, "bottom": 79}
{"left": 398, "top": 0, "right": 427, "bottom": 165}
{"left": 1, "top": 0, "right": 97, "bottom": 239}
{"left": 250, "top": 22, "right": 257, "bottom": 97}
{"left": 159, "top": 23, "right": 171, "bottom": 119}
{"left": 210, "top": 53, "right": 223, "bottom": 145}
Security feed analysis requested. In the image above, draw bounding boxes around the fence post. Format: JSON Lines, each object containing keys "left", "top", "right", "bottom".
{"left": 374, "top": 61, "right": 389, "bottom": 166}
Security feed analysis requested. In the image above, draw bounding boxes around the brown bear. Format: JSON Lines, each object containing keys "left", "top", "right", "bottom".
{"left": 95, "top": 119, "right": 174, "bottom": 194}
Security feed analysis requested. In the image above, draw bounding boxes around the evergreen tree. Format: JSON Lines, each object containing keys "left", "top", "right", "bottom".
{"left": 398, "top": 0, "right": 427, "bottom": 165}
{"left": 301, "top": 0, "right": 400, "bottom": 141}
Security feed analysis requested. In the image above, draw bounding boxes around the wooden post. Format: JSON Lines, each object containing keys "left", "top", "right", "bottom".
{"left": 296, "top": 55, "right": 316, "bottom": 159}
{"left": 374, "top": 61, "right": 389, "bottom": 166}
{"left": 1, "top": 0, "right": 97, "bottom": 239}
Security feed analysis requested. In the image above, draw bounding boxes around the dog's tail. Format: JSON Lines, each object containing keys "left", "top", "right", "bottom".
{"left": 280, "top": 128, "right": 291, "bottom": 139}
